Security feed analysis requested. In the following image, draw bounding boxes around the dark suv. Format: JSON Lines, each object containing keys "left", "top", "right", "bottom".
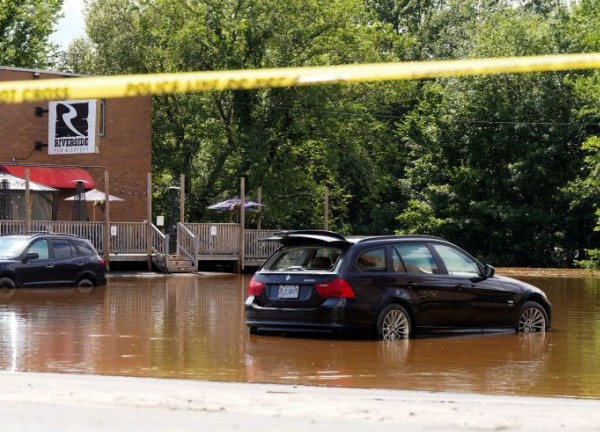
{"left": 0, "top": 232, "right": 106, "bottom": 289}
{"left": 245, "top": 230, "right": 552, "bottom": 340}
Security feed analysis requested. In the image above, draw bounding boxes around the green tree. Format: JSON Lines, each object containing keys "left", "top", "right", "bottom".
{"left": 84, "top": 0, "right": 409, "bottom": 231}
{"left": 560, "top": 0, "right": 600, "bottom": 267}
{"left": 0, "top": 0, "right": 63, "bottom": 68}
{"left": 396, "top": 1, "right": 585, "bottom": 265}
{"left": 58, "top": 37, "right": 98, "bottom": 74}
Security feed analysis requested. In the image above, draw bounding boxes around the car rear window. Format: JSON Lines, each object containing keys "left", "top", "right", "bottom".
{"left": 52, "top": 239, "right": 76, "bottom": 259}
{"left": 268, "top": 246, "right": 341, "bottom": 271}
{"left": 357, "top": 247, "right": 387, "bottom": 272}
{"left": 74, "top": 240, "right": 97, "bottom": 256}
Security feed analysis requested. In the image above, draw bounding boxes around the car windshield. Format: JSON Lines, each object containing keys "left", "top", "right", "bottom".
{"left": 0, "top": 237, "right": 30, "bottom": 258}
{"left": 268, "top": 246, "right": 342, "bottom": 271}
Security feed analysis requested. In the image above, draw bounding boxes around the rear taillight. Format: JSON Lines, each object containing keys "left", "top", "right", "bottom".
{"left": 315, "top": 278, "right": 355, "bottom": 298}
{"left": 248, "top": 277, "right": 265, "bottom": 296}
{"left": 98, "top": 258, "right": 106, "bottom": 268}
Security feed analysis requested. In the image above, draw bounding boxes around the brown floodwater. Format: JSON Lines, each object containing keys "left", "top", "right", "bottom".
{"left": 0, "top": 271, "right": 599, "bottom": 399}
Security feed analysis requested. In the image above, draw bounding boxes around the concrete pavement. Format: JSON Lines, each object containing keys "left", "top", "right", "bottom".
{"left": 0, "top": 372, "right": 599, "bottom": 431}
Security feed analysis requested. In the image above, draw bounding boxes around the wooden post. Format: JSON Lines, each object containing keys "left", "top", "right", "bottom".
{"left": 324, "top": 186, "right": 329, "bottom": 231}
{"left": 179, "top": 174, "right": 185, "bottom": 224}
{"left": 24, "top": 169, "right": 31, "bottom": 233}
{"left": 103, "top": 171, "right": 110, "bottom": 271}
{"left": 147, "top": 172, "right": 153, "bottom": 271}
{"left": 239, "top": 176, "right": 245, "bottom": 273}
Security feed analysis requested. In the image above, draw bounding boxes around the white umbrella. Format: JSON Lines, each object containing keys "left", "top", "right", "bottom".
{"left": 64, "top": 188, "right": 124, "bottom": 202}
{"left": 65, "top": 189, "right": 124, "bottom": 221}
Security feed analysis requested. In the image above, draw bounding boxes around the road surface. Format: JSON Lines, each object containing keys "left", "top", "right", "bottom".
{"left": 0, "top": 372, "right": 598, "bottom": 431}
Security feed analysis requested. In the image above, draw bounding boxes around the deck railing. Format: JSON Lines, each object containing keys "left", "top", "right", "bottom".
{"left": 0, "top": 220, "right": 24, "bottom": 234}
{"left": 245, "top": 229, "right": 280, "bottom": 261}
{"left": 186, "top": 223, "right": 240, "bottom": 256}
{"left": 0, "top": 220, "right": 282, "bottom": 268}
{"left": 177, "top": 222, "right": 198, "bottom": 267}
{"left": 150, "top": 223, "right": 167, "bottom": 269}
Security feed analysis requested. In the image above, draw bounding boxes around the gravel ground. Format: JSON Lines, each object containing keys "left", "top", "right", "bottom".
{"left": 1, "top": 372, "right": 599, "bottom": 431}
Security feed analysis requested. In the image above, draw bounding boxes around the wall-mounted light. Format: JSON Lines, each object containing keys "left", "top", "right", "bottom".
{"left": 34, "top": 141, "right": 48, "bottom": 151}
{"left": 35, "top": 107, "right": 49, "bottom": 117}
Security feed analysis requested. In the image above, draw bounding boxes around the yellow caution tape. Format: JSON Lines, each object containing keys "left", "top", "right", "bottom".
{"left": 2, "top": 53, "right": 600, "bottom": 103}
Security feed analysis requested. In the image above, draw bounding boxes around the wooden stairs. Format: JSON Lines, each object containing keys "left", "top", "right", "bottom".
{"left": 154, "top": 254, "right": 197, "bottom": 274}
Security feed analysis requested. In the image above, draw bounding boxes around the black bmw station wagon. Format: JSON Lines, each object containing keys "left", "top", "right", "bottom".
{"left": 245, "top": 230, "right": 552, "bottom": 340}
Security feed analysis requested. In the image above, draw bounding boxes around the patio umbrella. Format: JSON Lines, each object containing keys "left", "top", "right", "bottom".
{"left": 65, "top": 188, "right": 124, "bottom": 221}
{"left": 208, "top": 196, "right": 263, "bottom": 223}
{"left": 65, "top": 188, "right": 124, "bottom": 203}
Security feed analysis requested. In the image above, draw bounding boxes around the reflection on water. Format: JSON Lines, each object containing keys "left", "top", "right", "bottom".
{"left": 0, "top": 272, "right": 599, "bottom": 398}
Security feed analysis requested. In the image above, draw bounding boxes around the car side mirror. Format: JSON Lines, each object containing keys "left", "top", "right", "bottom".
{"left": 469, "top": 264, "right": 495, "bottom": 283}
{"left": 483, "top": 264, "right": 495, "bottom": 278}
{"left": 23, "top": 252, "right": 39, "bottom": 263}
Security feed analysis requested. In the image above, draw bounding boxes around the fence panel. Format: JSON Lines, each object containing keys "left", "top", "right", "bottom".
{"left": 245, "top": 229, "right": 280, "bottom": 260}
{"left": 30, "top": 220, "right": 104, "bottom": 251}
{"left": 0, "top": 220, "right": 24, "bottom": 234}
{"left": 0, "top": 219, "right": 280, "bottom": 266}
{"left": 108, "top": 222, "right": 147, "bottom": 254}
{"left": 8, "top": 220, "right": 147, "bottom": 255}
{"left": 186, "top": 223, "right": 240, "bottom": 256}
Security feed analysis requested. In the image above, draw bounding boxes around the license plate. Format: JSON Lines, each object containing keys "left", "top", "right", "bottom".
{"left": 278, "top": 284, "right": 299, "bottom": 299}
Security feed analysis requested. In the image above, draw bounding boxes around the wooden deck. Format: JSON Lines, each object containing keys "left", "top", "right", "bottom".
{"left": 0, "top": 220, "right": 281, "bottom": 272}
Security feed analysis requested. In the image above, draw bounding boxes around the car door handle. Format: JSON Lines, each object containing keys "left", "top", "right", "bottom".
{"left": 45, "top": 264, "right": 54, "bottom": 269}
{"left": 457, "top": 284, "right": 474, "bottom": 290}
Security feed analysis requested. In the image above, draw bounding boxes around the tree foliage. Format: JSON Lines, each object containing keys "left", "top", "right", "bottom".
{"left": 52, "top": 0, "right": 600, "bottom": 266}
{"left": 0, "top": 0, "right": 63, "bottom": 68}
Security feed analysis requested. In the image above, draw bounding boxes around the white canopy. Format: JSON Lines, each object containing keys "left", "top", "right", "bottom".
{"left": 0, "top": 173, "right": 58, "bottom": 192}
{"left": 0, "top": 173, "right": 57, "bottom": 220}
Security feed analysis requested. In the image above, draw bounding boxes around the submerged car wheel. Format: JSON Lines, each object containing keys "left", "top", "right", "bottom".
{"left": 0, "top": 277, "right": 17, "bottom": 298}
{"left": 0, "top": 277, "right": 16, "bottom": 289}
{"left": 516, "top": 301, "right": 548, "bottom": 333}
{"left": 77, "top": 278, "right": 94, "bottom": 288}
{"left": 377, "top": 304, "right": 412, "bottom": 341}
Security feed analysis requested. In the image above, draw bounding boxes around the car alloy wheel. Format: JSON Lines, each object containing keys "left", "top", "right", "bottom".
{"left": 517, "top": 301, "right": 548, "bottom": 333}
{"left": 377, "top": 304, "right": 411, "bottom": 340}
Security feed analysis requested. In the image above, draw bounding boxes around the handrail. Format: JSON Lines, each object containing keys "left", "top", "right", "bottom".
{"left": 150, "top": 223, "right": 167, "bottom": 270}
{"left": 177, "top": 222, "right": 198, "bottom": 268}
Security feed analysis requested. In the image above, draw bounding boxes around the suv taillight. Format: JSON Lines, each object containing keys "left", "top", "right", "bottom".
{"left": 315, "top": 278, "right": 355, "bottom": 298}
{"left": 248, "top": 277, "right": 265, "bottom": 296}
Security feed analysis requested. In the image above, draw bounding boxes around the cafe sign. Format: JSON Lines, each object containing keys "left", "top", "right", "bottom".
{"left": 48, "top": 99, "right": 97, "bottom": 154}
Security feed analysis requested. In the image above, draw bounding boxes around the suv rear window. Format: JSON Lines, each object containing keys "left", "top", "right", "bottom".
{"left": 74, "top": 240, "right": 96, "bottom": 256}
{"left": 52, "top": 239, "right": 76, "bottom": 259}
{"left": 268, "top": 246, "right": 341, "bottom": 271}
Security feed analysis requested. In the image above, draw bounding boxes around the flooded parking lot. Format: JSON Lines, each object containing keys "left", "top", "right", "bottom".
{"left": 0, "top": 271, "right": 599, "bottom": 399}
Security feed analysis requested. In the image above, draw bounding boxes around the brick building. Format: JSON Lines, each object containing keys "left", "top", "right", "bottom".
{"left": 0, "top": 66, "right": 152, "bottom": 222}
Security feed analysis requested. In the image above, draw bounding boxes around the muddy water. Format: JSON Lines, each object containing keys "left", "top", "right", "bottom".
{"left": 0, "top": 272, "right": 599, "bottom": 398}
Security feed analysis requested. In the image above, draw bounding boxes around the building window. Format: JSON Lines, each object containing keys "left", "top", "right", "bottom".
{"left": 99, "top": 99, "right": 106, "bottom": 137}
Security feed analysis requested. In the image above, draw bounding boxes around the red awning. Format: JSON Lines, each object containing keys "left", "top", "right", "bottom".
{"left": 0, "top": 166, "right": 95, "bottom": 189}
